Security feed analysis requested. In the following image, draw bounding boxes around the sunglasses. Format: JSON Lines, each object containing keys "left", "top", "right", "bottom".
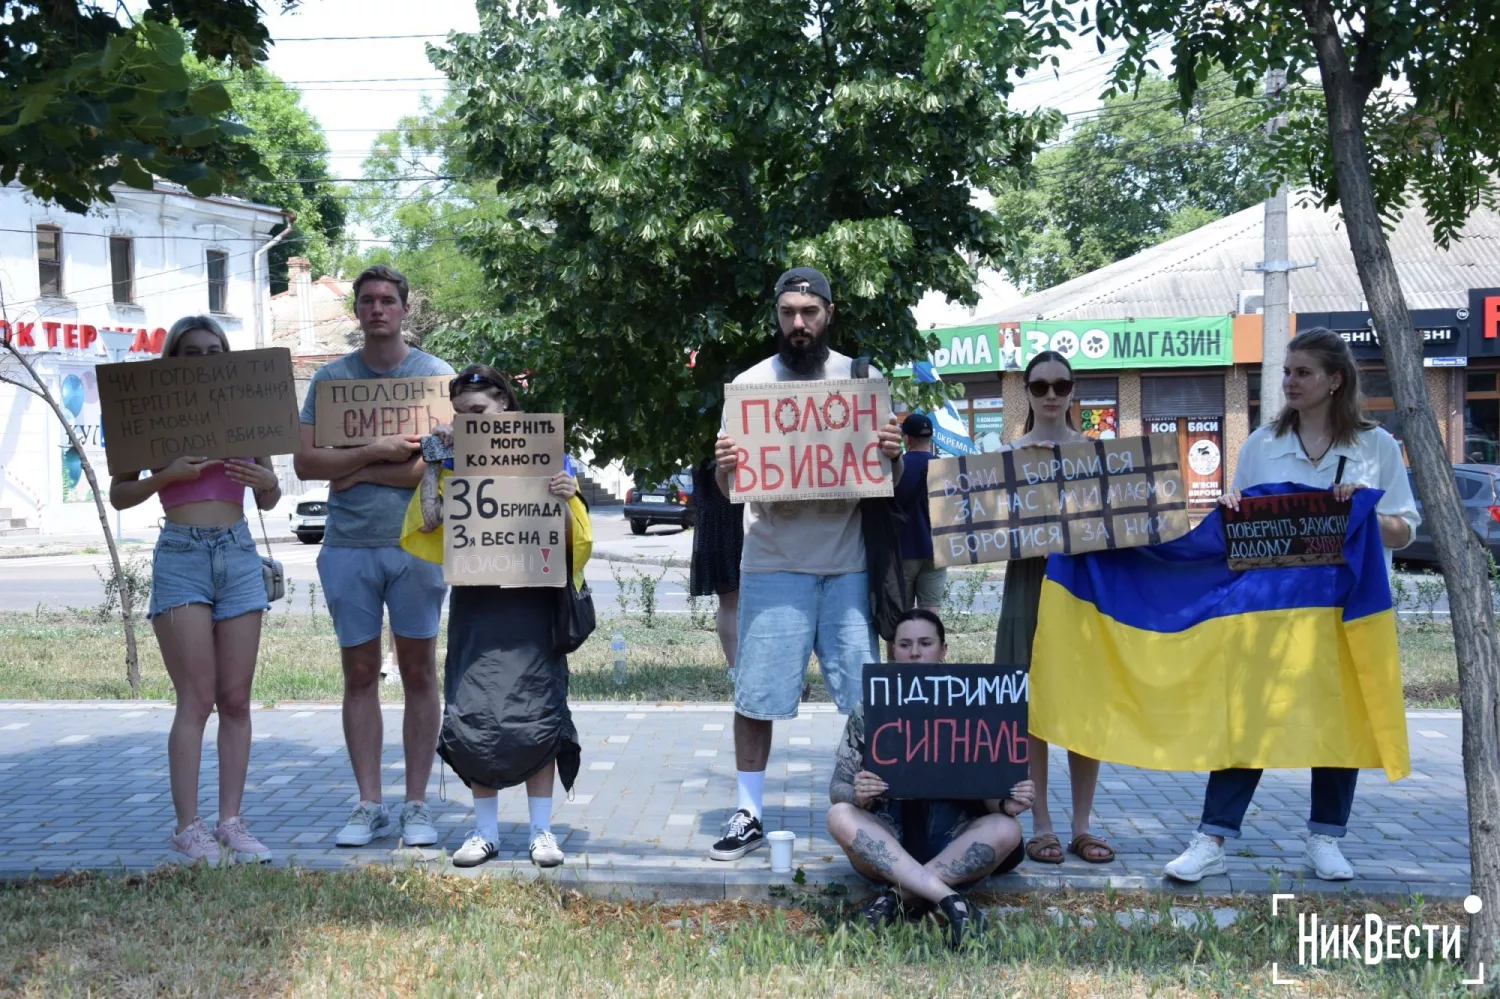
{"left": 450, "top": 372, "right": 507, "bottom": 396}
{"left": 1027, "top": 378, "right": 1074, "bottom": 398}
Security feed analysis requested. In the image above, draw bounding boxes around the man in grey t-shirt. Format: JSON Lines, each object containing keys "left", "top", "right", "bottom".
{"left": 294, "top": 265, "right": 453, "bottom": 849}
{"left": 707, "top": 267, "right": 903, "bottom": 861}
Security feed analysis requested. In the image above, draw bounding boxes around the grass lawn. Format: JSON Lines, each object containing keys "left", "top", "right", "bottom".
{"left": 0, "top": 866, "right": 1473, "bottom": 997}
{"left": 0, "top": 603, "right": 1463, "bottom": 706}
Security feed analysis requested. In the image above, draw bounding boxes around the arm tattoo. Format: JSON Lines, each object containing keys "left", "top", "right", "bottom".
{"left": 935, "top": 842, "right": 998, "bottom": 882}
{"left": 850, "top": 829, "right": 898, "bottom": 878}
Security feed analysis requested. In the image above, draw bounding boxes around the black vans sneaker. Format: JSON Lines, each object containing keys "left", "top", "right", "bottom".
{"left": 709, "top": 808, "right": 765, "bottom": 861}
{"left": 937, "top": 894, "right": 984, "bottom": 950}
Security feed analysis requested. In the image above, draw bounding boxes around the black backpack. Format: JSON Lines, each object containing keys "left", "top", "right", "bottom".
{"left": 852, "top": 357, "right": 911, "bottom": 642}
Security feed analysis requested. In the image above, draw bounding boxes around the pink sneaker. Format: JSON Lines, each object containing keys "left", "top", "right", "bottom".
{"left": 171, "top": 818, "right": 222, "bottom": 863}
{"left": 214, "top": 816, "right": 273, "bottom": 864}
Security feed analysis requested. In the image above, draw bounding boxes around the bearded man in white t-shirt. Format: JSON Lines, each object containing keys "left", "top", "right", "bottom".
{"left": 708, "top": 267, "right": 903, "bottom": 861}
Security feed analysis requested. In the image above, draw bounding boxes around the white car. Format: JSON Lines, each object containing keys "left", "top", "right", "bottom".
{"left": 289, "top": 487, "right": 329, "bottom": 544}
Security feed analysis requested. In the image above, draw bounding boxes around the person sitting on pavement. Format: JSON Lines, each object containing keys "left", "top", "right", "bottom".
{"left": 410, "top": 365, "right": 587, "bottom": 870}
{"left": 826, "top": 608, "right": 1033, "bottom": 949}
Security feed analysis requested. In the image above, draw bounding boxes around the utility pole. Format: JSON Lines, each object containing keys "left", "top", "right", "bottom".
{"left": 1258, "top": 68, "right": 1291, "bottom": 425}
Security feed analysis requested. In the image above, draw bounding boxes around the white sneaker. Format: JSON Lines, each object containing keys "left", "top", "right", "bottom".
{"left": 1304, "top": 834, "right": 1354, "bottom": 880}
{"left": 335, "top": 801, "right": 391, "bottom": 847}
{"left": 1164, "top": 831, "right": 1228, "bottom": 882}
{"left": 452, "top": 831, "right": 499, "bottom": 868}
{"left": 529, "top": 830, "right": 564, "bottom": 868}
{"left": 398, "top": 800, "right": 439, "bottom": 847}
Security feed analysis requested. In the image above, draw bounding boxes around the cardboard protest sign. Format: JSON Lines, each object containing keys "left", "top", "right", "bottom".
{"left": 861, "top": 663, "right": 1029, "bottom": 800}
{"left": 443, "top": 475, "right": 567, "bottom": 587}
{"left": 928, "top": 434, "right": 1190, "bottom": 567}
{"left": 452, "top": 414, "right": 565, "bottom": 475}
{"left": 723, "top": 378, "right": 894, "bottom": 502}
{"left": 1223, "top": 491, "right": 1351, "bottom": 570}
{"left": 314, "top": 376, "right": 453, "bottom": 447}
{"left": 96, "top": 347, "right": 300, "bottom": 474}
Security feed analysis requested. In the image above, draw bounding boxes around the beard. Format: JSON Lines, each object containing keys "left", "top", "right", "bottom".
{"left": 777, "top": 328, "right": 831, "bottom": 376}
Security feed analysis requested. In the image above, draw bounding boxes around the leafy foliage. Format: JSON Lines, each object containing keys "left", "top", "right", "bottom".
{"left": 0, "top": 1, "right": 298, "bottom": 213}
{"left": 185, "top": 57, "right": 346, "bottom": 290}
{"left": 1034, "top": 0, "right": 1500, "bottom": 246}
{"left": 992, "top": 72, "right": 1272, "bottom": 291}
{"left": 425, "top": 0, "right": 1061, "bottom": 475}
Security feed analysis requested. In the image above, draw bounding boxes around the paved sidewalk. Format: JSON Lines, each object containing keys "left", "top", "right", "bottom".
{"left": 0, "top": 701, "right": 1471, "bottom": 901}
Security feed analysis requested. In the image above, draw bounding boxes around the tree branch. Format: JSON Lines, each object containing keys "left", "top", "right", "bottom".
{"left": 690, "top": 0, "right": 714, "bottom": 72}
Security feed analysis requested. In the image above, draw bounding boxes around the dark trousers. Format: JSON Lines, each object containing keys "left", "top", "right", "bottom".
{"left": 1198, "top": 767, "right": 1358, "bottom": 839}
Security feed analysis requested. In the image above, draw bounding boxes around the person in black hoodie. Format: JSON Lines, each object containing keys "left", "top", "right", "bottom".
{"left": 417, "top": 365, "right": 583, "bottom": 869}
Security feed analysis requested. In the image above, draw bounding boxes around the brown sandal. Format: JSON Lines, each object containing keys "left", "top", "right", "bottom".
{"left": 1025, "top": 832, "right": 1064, "bottom": 865}
{"left": 1067, "top": 832, "right": 1115, "bottom": 864}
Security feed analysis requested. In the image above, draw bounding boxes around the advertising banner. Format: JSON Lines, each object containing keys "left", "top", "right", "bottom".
{"left": 1020, "top": 316, "right": 1233, "bottom": 370}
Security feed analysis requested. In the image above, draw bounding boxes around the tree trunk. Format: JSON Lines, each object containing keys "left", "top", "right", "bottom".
{"left": 0, "top": 343, "right": 141, "bottom": 696}
{"left": 1307, "top": 3, "right": 1500, "bottom": 977}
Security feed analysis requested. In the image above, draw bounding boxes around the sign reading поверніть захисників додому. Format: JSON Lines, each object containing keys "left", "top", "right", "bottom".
{"left": 444, "top": 414, "right": 567, "bottom": 588}
{"left": 724, "top": 379, "right": 894, "bottom": 502}
{"left": 95, "top": 347, "right": 300, "bottom": 475}
{"left": 927, "top": 435, "right": 1191, "bottom": 567}
{"left": 1222, "top": 491, "right": 1351, "bottom": 571}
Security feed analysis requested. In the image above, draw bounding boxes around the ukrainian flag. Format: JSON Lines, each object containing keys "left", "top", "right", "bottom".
{"left": 1030, "top": 484, "right": 1409, "bottom": 781}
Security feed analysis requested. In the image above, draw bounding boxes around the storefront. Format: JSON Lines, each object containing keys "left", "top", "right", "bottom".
{"left": 1458, "top": 287, "right": 1500, "bottom": 462}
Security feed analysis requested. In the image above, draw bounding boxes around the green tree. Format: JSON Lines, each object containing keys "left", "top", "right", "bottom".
{"left": 186, "top": 57, "right": 347, "bottom": 290}
{"left": 994, "top": 72, "right": 1272, "bottom": 291}
{"left": 424, "top": 0, "right": 1062, "bottom": 475}
{"left": 341, "top": 95, "right": 494, "bottom": 338}
{"left": 1009, "top": 0, "right": 1500, "bottom": 970}
{"left": 0, "top": 1, "right": 297, "bottom": 213}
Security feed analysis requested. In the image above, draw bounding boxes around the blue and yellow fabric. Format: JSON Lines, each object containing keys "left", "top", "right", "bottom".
{"left": 1030, "top": 483, "right": 1408, "bottom": 781}
{"left": 399, "top": 455, "right": 592, "bottom": 590}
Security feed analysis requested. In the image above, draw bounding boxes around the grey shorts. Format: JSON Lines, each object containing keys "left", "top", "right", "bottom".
{"left": 148, "top": 521, "right": 269, "bottom": 622}
{"left": 901, "top": 559, "right": 948, "bottom": 608}
{"left": 316, "top": 545, "right": 447, "bottom": 648}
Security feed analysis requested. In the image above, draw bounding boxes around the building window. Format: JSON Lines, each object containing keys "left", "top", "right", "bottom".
{"left": 206, "top": 249, "right": 228, "bottom": 313}
{"left": 36, "top": 225, "right": 62, "bottom": 296}
{"left": 1074, "top": 376, "right": 1119, "bottom": 440}
{"left": 1248, "top": 369, "right": 1262, "bottom": 428}
{"left": 109, "top": 236, "right": 134, "bottom": 304}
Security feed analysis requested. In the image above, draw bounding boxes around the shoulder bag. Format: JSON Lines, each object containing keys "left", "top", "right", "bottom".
{"left": 257, "top": 507, "right": 286, "bottom": 603}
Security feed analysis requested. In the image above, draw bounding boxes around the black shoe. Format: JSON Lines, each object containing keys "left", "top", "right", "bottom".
{"left": 937, "top": 894, "right": 984, "bottom": 950}
{"left": 709, "top": 808, "right": 765, "bottom": 861}
{"left": 859, "top": 888, "right": 905, "bottom": 929}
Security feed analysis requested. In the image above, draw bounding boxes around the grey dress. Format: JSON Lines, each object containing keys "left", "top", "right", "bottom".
{"left": 993, "top": 556, "right": 1046, "bottom": 666}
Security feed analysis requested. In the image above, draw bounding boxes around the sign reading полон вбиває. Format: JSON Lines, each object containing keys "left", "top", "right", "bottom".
{"left": 1222, "top": 491, "right": 1350, "bottom": 570}
{"left": 96, "top": 347, "right": 300, "bottom": 474}
{"left": 927, "top": 434, "right": 1191, "bottom": 567}
{"left": 723, "top": 379, "right": 894, "bottom": 502}
{"left": 861, "top": 663, "right": 1029, "bottom": 800}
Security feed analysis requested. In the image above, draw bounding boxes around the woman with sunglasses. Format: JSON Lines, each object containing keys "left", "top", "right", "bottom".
{"left": 414, "top": 364, "right": 586, "bottom": 870}
{"left": 995, "top": 350, "right": 1112, "bottom": 866}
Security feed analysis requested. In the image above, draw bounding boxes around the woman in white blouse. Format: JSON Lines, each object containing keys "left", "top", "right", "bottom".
{"left": 1164, "top": 327, "right": 1420, "bottom": 885}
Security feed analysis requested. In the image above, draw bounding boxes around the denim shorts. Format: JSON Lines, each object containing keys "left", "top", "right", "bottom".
{"left": 317, "top": 545, "right": 447, "bottom": 648}
{"left": 734, "top": 570, "right": 877, "bottom": 719}
{"left": 149, "top": 521, "right": 269, "bottom": 622}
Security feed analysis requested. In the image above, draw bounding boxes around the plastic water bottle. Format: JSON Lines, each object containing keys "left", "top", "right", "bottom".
{"left": 611, "top": 631, "right": 627, "bottom": 685}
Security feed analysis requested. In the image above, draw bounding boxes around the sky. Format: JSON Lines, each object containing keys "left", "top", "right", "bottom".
{"left": 256, "top": 1, "right": 1162, "bottom": 324}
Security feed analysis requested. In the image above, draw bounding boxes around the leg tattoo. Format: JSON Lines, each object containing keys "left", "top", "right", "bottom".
{"left": 935, "top": 842, "right": 998, "bottom": 882}
{"left": 850, "top": 829, "right": 898, "bottom": 878}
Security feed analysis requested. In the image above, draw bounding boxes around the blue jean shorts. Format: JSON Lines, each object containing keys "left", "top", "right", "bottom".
{"left": 734, "top": 570, "right": 877, "bottom": 719}
{"left": 149, "top": 521, "right": 269, "bottom": 622}
{"left": 316, "top": 545, "right": 447, "bottom": 648}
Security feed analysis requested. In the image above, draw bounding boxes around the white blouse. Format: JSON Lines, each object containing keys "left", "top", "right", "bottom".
{"left": 1231, "top": 425, "right": 1421, "bottom": 551}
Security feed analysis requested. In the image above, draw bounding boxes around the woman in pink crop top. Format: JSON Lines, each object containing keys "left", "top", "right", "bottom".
{"left": 109, "top": 316, "right": 283, "bottom": 865}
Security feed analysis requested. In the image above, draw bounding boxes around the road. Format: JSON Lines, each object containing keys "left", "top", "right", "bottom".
{"left": 0, "top": 514, "right": 1460, "bottom": 619}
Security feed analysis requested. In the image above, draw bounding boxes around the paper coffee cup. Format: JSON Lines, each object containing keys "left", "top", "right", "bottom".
{"left": 767, "top": 830, "right": 796, "bottom": 873}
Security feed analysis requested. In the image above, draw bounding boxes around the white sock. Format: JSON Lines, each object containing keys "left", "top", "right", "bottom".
{"left": 528, "top": 795, "right": 552, "bottom": 838}
{"left": 736, "top": 770, "right": 765, "bottom": 819}
{"left": 474, "top": 795, "right": 499, "bottom": 844}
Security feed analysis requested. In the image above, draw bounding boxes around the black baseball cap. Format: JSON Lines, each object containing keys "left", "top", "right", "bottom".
{"left": 773, "top": 267, "right": 832, "bottom": 304}
{"left": 901, "top": 413, "right": 934, "bottom": 438}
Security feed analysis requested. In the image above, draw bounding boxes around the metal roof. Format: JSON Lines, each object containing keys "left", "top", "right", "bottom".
{"left": 975, "top": 197, "right": 1500, "bottom": 323}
